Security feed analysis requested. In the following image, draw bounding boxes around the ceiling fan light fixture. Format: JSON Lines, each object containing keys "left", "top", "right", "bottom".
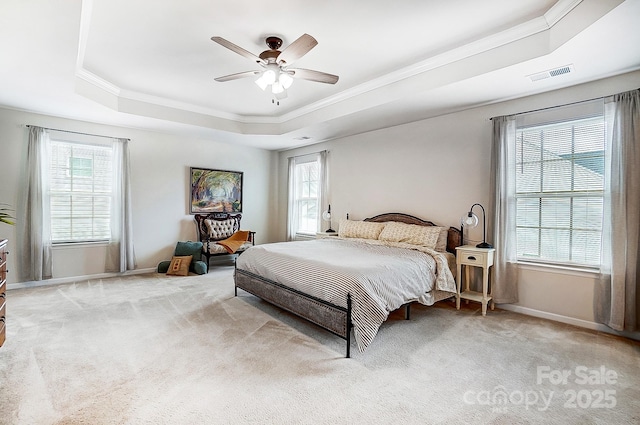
{"left": 271, "top": 81, "right": 284, "bottom": 94}
{"left": 255, "top": 74, "right": 268, "bottom": 90}
{"left": 212, "top": 34, "right": 338, "bottom": 103}
{"left": 263, "top": 69, "right": 277, "bottom": 85}
{"left": 280, "top": 73, "right": 293, "bottom": 89}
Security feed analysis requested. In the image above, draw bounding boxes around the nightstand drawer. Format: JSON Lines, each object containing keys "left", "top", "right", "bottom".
{"left": 458, "top": 251, "right": 487, "bottom": 266}
{"left": 0, "top": 297, "right": 5, "bottom": 319}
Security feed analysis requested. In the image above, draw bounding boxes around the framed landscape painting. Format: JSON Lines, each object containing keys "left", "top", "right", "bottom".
{"left": 190, "top": 167, "right": 243, "bottom": 214}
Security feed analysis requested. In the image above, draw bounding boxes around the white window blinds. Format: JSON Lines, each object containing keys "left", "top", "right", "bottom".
{"left": 514, "top": 101, "right": 605, "bottom": 267}
{"left": 49, "top": 137, "right": 114, "bottom": 243}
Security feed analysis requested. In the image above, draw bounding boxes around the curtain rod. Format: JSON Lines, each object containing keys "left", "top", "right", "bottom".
{"left": 489, "top": 86, "right": 640, "bottom": 120}
{"left": 26, "top": 125, "right": 130, "bottom": 141}
{"left": 287, "top": 149, "right": 328, "bottom": 159}
{"left": 488, "top": 94, "right": 610, "bottom": 121}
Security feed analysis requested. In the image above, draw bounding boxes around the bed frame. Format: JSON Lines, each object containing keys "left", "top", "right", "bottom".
{"left": 234, "top": 213, "right": 462, "bottom": 358}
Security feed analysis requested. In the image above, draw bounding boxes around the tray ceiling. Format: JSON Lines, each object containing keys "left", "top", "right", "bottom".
{"left": 1, "top": 0, "right": 639, "bottom": 150}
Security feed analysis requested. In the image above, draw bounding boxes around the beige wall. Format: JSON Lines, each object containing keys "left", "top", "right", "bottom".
{"left": 277, "top": 70, "right": 640, "bottom": 330}
{"left": 2, "top": 70, "right": 639, "bottom": 334}
{"left": 0, "top": 108, "right": 277, "bottom": 284}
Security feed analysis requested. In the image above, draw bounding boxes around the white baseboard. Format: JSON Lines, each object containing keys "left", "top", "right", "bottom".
{"left": 7, "top": 267, "right": 156, "bottom": 290}
{"left": 498, "top": 304, "right": 640, "bottom": 341}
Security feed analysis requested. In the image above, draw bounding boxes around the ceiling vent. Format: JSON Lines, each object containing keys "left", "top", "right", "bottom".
{"left": 528, "top": 64, "right": 574, "bottom": 82}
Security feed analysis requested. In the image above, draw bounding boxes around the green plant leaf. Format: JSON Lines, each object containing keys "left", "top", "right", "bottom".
{"left": 0, "top": 204, "right": 16, "bottom": 225}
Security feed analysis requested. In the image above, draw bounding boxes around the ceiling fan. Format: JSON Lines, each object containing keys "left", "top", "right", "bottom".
{"left": 211, "top": 34, "right": 339, "bottom": 101}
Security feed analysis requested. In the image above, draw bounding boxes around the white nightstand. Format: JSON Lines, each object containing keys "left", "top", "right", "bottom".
{"left": 455, "top": 245, "right": 495, "bottom": 316}
{"left": 316, "top": 231, "right": 339, "bottom": 239}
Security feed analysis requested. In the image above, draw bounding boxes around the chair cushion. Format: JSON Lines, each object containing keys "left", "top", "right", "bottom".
{"left": 204, "top": 241, "right": 253, "bottom": 255}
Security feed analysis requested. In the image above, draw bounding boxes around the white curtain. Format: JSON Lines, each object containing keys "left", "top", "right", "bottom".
{"left": 489, "top": 116, "right": 519, "bottom": 304}
{"left": 20, "top": 126, "right": 52, "bottom": 281}
{"left": 21, "top": 129, "right": 135, "bottom": 278}
{"left": 319, "top": 150, "right": 329, "bottom": 229}
{"left": 286, "top": 156, "right": 298, "bottom": 241}
{"left": 106, "top": 138, "right": 136, "bottom": 272}
{"left": 596, "top": 89, "right": 640, "bottom": 332}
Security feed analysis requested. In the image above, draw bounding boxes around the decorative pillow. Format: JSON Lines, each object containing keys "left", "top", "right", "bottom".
{"left": 435, "top": 227, "right": 448, "bottom": 252}
{"left": 167, "top": 255, "right": 192, "bottom": 276}
{"left": 339, "top": 219, "right": 387, "bottom": 240}
{"left": 378, "top": 221, "right": 445, "bottom": 249}
{"left": 192, "top": 260, "right": 208, "bottom": 275}
{"left": 174, "top": 241, "right": 203, "bottom": 258}
{"left": 174, "top": 241, "right": 206, "bottom": 273}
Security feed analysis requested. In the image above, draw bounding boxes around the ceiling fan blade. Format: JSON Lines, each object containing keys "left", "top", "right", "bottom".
{"left": 277, "top": 34, "right": 318, "bottom": 66}
{"left": 211, "top": 36, "right": 265, "bottom": 65}
{"left": 288, "top": 68, "right": 339, "bottom": 84}
{"left": 214, "top": 70, "right": 261, "bottom": 82}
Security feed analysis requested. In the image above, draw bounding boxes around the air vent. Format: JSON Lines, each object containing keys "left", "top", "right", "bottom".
{"left": 528, "top": 64, "right": 574, "bottom": 82}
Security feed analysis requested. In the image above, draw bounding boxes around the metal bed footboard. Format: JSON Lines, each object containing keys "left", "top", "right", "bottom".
{"left": 234, "top": 267, "right": 354, "bottom": 358}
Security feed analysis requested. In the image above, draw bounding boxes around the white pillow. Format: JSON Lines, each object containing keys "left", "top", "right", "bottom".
{"left": 378, "top": 221, "right": 444, "bottom": 249}
{"left": 339, "top": 219, "right": 386, "bottom": 240}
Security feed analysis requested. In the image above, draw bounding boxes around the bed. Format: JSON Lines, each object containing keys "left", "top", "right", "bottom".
{"left": 234, "top": 213, "right": 462, "bottom": 357}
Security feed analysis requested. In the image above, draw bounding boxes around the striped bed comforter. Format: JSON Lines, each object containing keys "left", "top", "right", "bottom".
{"left": 235, "top": 237, "right": 457, "bottom": 352}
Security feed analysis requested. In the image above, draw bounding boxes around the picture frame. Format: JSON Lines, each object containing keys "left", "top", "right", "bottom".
{"left": 190, "top": 167, "right": 243, "bottom": 214}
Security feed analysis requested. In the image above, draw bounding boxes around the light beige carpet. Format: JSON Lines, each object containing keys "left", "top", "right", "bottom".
{"left": 0, "top": 266, "right": 638, "bottom": 424}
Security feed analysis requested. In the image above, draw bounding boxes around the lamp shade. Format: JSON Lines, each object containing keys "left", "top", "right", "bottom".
{"left": 461, "top": 212, "right": 479, "bottom": 228}
{"left": 322, "top": 204, "right": 335, "bottom": 232}
{"left": 254, "top": 67, "right": 293, "bottom": 98}
{"left": 255, "top": 74, "right": 269, "bottom": 91}
{"left": 461, "top": 203, "right": 493, "bottom": 249}
{"left": 272, "top": 81, "right": 284, "bottom": 94}
{"left": 280, "top": 73, "right": 293, "bottom": 89}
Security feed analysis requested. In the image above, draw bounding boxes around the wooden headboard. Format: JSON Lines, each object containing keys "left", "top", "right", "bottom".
{"left": 363, "top": 212, "right": 462, "bottom": 254}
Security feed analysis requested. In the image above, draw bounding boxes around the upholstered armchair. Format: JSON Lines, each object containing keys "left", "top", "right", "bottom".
{"left": 194, "top": 213, "right": 255, "bottom": 270}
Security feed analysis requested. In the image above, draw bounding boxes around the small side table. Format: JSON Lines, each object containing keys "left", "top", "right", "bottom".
{"left": 455, "top": 245, "right": 495, "bottom": 316}
{"left": 316, "top": 231, "right": 339, "bottom": 239}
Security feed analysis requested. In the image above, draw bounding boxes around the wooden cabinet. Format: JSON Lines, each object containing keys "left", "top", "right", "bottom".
{"left": 0, "top": 239, "right": 7, "bottom": 347}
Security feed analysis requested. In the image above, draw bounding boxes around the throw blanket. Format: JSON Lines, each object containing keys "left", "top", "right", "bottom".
{"left": 217, "top": 230, "right": 250, "bottom": 253}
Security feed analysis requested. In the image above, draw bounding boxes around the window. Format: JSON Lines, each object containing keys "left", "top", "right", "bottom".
{"left": 514, "top": 104, "right": 605, "bottom": 267}
{"left": 294, "top": 160, "right": 320, "bottom": 234}
{"left": 49, "top": 138, "right": 113, "bottom": 243}
{"left": 287, "top": 152, "right": 327, "bottom": 239}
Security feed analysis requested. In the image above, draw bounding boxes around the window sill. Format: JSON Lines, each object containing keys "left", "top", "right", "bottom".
{"left": 517, "top": 261, "right": 600, "bottom": 278}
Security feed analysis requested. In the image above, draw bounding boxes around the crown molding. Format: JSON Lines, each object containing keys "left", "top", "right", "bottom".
{"left": 75, "top": 68, "right": 120, "bottom": 96}
{"left": 277, "top": 0, "right": 583, "bottom": 123}
{"left": 545, "top": 0, "right": 583, "bottom": 26}
{"left": 74, "top": 0, "right": 621, "bottom": 136}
